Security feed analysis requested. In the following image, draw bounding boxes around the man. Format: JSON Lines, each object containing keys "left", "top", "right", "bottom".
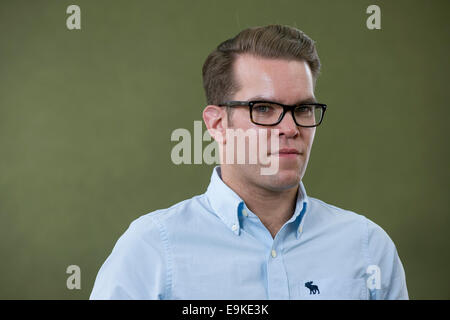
{"left": 90, "top": 25, "right": 408, "bottom": 299}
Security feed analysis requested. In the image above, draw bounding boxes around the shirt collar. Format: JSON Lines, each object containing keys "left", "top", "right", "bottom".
{"left": 205, "top": 166, "right": 309, "bottom": 238}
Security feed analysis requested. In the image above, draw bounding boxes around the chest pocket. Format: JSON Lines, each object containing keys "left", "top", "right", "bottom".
{"left": 296, "top": 278, "right": 368, "bottom": 300}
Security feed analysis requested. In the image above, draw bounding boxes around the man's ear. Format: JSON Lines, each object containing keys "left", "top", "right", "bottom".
{"left": 203, "top": 105, "right": 227, "bottom": 144}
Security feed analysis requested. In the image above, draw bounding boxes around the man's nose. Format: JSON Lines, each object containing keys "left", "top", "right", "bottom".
{"left": 276, "top": 111, "right": 299, "bottom": 138}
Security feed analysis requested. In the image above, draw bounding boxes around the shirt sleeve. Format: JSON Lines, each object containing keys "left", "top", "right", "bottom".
{"left": 365, "top": 218, "right": 409, "bottom": 300}
{"left": 90, "top": 216, "right": 168, "bottom": 300}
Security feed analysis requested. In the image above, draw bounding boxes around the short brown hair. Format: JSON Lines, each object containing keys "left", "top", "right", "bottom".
{"left": 202, "top": 24, "right": 321, "bottom": 106}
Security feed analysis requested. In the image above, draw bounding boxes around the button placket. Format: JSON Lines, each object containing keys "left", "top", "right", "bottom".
{"left": 266, "top": 235, "right": 289, "bottom": 299}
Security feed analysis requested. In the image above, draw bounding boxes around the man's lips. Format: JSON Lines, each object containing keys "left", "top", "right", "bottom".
{"left": 271, "top": 148, "right": 302, "bottom": 156}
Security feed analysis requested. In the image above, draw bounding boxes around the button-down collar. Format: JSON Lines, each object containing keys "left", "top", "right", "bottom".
{"left": 205, "top": 166, "right": 309, "bottom": 237}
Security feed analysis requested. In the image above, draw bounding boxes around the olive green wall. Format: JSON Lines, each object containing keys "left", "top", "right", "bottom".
{"left": 0, "top": 0, "right": 448, "bottom": 299}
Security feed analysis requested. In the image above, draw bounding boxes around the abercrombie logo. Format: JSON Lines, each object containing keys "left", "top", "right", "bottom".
{"left": 305, "top": 281, "right": 320, "bottom": 294}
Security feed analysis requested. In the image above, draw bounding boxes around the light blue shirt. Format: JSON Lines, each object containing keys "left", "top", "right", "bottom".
{"left": 90, "top": 166, "right": 408, "bottom": 300}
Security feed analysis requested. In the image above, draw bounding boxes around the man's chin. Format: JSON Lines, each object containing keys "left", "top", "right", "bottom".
{"left": 262, "top": 168, "right": 302, "bottom": 191}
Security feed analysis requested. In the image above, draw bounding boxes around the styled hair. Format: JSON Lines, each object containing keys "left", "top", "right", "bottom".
{"left": 202, "top": 24, "right": 321, "bottom": 106}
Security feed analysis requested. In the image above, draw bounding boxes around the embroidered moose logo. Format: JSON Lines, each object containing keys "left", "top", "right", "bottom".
{"left": 305, "top": 281, "right": 320, "bottom": 294}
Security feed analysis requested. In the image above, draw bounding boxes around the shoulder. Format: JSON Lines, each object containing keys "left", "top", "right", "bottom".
{"left": 127, "top": 194, "right": 208, "bottom": 236}
{"left": 307, "top": 196, "right": 368, "bottom": 226}
{"left": 307, "top": 197, "right": 395, "bottom": 249}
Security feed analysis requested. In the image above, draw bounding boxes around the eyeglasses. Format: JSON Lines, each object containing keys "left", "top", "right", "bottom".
{"left": 218, "top": 100, "right": 327, "bottom": 127}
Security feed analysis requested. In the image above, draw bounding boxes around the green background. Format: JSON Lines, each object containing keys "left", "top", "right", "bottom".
{"left": 0, "top": 0, "right": 448, "bottom": 299}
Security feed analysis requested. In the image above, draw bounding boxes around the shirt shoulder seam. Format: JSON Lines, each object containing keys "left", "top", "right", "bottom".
{"left": 363, "top": 216, "right": 372, "bottom": 267}
{"left": 308, "top": 197, "right": 363, "bottom": 218}
{"left": 139, "top": 194, "right": 205, "bottom": 222}
{"left": 152, "top": 216, "right": 173, "bottom": 300}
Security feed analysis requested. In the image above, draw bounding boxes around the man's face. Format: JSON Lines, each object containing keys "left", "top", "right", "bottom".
{"left": 225, "top": 54, "right": 317, "bottom": 191}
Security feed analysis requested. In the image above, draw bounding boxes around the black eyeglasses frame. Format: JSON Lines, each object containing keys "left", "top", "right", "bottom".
{"left": 218, "top": 100, "right": 327, "bottom": 127}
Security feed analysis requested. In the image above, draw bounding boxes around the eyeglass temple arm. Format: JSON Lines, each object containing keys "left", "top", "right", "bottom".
{"left": 218, "top": 101, "right": 252, "bottom": 107}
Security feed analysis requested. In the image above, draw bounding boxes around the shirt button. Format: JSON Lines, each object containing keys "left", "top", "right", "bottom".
{"left": 231, "top": 224, "right": 238, "bottom": 231}
{"left": 242, "top": 209, "right": 248, "bottom": 217}
{"left": 271, "top": 249, "right": 277, "bottom": 258}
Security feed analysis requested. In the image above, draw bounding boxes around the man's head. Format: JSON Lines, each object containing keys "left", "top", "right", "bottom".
{"left": 202, "top": 25, "right": 322, "bottom": 192}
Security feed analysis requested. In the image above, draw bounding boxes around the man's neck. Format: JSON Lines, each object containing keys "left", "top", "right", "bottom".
{"left": 220, "top": 167, "right": 299, "bottom": 238}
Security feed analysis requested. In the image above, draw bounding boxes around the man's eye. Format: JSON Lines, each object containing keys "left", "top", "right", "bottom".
{"left": 296, "top": 106, "right": 313, "bottom": 113}
{"left": 254, "top": 105, "right": 273, "bottom": 113}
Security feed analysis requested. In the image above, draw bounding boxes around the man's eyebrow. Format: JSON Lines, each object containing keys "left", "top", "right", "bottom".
{"left": 248, "top": 95, "right": 318, "bottom": 104}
